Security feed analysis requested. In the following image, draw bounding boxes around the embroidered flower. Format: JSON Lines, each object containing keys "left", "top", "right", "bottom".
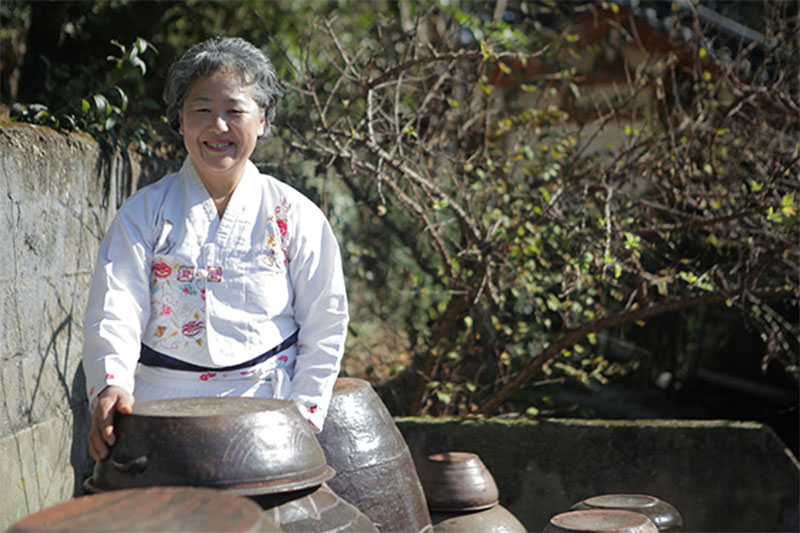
{"left": 105, "top": 373, "right": 114, "bottom": 380}
{"left": 180, "top": 284, "right": 197, "bottom": 296}
{"left": 152, "top": 261, "right": 172, "bottom": 278}
{"left": 199, "top": 373, "right": 217, "bottom": 381}
{"left": 309, "top": 405, "right": 318, "bottom": 414}
{"left": 277, "top": 218, "right": 288, "bottom": 237}
{"left": 161, "top": 304, "right": 172, "bottom": 316}
{"left": 181, "top": 320, "right": 204, "bottom": 338}
{"left": 154, "top": 325, "right": 167, "bottom": 338}
{"left": 177, "top": 265, "right": 194, "bottom": 282}
{"left": 207, "top": 266, "right": 223, "bottom": 283}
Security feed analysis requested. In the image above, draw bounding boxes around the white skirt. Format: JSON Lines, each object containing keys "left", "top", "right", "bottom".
{"left": 133, "top": 345, "right": 296, "bottom": 403}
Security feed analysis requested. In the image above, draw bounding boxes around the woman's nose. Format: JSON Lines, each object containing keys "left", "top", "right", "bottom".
{"left": 210, "top": 114, "right": 229, "bottom": 132}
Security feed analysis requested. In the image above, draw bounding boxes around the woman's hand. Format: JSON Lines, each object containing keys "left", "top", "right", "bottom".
{"left": 89, "top": 385, "right": 134, "bottom": 461}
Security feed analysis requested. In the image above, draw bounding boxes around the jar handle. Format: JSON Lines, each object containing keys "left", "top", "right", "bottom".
{"left": 110, "top": 454, "right": 150, "bottom": 474}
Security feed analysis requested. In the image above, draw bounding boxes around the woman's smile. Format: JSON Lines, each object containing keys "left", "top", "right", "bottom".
{"left": 204, "top": 139, "right": 235, "bottom": 152}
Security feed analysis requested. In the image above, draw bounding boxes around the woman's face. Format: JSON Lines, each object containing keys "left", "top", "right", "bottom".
{"left": 179, "top": 70, "right": 265, "bottom": 188}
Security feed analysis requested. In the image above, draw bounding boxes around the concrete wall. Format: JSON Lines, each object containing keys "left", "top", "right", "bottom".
{"left": 0, "top": 121, "right": 172, "bottom": 528}
{"left": 397, "top": 417, "right": 800, "bottom": 532}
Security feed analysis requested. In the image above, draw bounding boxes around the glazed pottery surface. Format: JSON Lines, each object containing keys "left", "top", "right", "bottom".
{"left": 316, "top": 378, "right": 433, "bottom": 533}
{"left": 86, "top": 397, "right": 334, "bottom": 495}
{"left": 7, "top": 486, "right": 280, "bottom": 532}
{"left": 572, "top": 494, "right": 683, "bottom": 532}
{"left": 251, "top": 482, "right": 377, "bottom": 533}
{"left": 545, "top": 509, "right": 660, "bottom": 533}
{"left": 431, "top": 505, "right": 526, "bottom": 533}
{"left": 420, "top": 451, "right": 500, "bottom": 511}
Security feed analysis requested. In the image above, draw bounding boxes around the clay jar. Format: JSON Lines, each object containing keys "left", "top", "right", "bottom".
{"left": 571, "top": 494, "right": 683, "bottom": 532}
{"left": 316, "top": 378, "right": 433, "bottom": 533}
{"left": 419, "top": 451, "right": 526, "bottom": 533}
{"left": 86, "top": 397, "right": 333, "bottom": 495}
{"left": 419, "top": 451, "right": 499, "bottom": 511}
{"left": 545, "top": 509, "right": 660, "bottom": 533}
{"left": 8, "top": 486, "right": 279, "bottom": 532}
{"left": 250, "top": 483, "right": 378, "bottom": 533}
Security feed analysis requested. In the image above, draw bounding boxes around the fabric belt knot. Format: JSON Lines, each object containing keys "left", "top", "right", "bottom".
{"left": 139, "top": 329, "right": 299, "bottom": 372}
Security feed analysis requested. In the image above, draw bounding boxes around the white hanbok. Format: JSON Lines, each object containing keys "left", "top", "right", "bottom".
{"left": 82, "top": 158, "right": 348, "bottom": 431}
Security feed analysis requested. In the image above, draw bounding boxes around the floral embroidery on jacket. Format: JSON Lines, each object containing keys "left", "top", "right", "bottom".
{"left": 181, "top": 320, "right": 204, "bottom": 338}
{"left": 152, "top": 261, "right": 172, "bottom": 278}
{"left": 264, "top": 197, "right": 293, "bottom": 267}
{"left": 150, "top": 257, "right": 207, "bottom": 351}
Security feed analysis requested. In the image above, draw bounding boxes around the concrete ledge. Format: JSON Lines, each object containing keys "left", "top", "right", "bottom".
{"left": 396, "top": 417, "right": 799, "bottom": 532}
{"left": 0, "top": 415, "right": 78, "bottom": 528}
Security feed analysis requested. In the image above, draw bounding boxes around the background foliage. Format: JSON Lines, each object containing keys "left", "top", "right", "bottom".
{"left": 2, "top": 0, "right": 797, "bottom": 448}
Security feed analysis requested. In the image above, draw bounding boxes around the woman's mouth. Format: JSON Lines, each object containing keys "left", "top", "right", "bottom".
{"left": 204, "top": 140, "right": 234, "bottom": 152}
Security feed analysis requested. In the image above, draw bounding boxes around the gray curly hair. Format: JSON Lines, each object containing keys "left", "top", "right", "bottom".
{"left": 163, "top": 37, "right": 284, "bottom": 138}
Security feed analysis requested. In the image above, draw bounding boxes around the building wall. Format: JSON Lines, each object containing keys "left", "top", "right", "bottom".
{"left": 0, "top": 121, "right": 172, "bottom": 528}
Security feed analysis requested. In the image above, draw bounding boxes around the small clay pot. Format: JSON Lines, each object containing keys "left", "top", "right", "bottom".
{"left": 571, "top": 494, "right": 683, "bottom": 532}
{"left": 545, "top": 509, "right": 659, "bottom": 533}
{"left": 419, "top": 451, "right": 500, "bottom": 512}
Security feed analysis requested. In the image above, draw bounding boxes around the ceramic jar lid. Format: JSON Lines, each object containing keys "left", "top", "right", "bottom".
{"left": 571, "top": 494, "right": 683, "bottom": 532}
{"left": 546, "top": 509, "right": 660, "bottom": 533}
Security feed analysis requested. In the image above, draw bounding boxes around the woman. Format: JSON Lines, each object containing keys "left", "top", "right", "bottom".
{"left": 83, "top": 37, "right": 348, "bottom": 461}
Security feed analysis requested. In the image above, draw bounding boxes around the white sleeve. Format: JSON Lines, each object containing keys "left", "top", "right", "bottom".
{"left": 287, "top": 205, "right": 349, "bottom": 432}
{"left": 82, "top": 207, "right": 152, "bottom": 405}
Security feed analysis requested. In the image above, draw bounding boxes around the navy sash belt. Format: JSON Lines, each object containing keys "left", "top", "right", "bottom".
{"left": 139, "top": 330, "right": 299, "bottom": 372}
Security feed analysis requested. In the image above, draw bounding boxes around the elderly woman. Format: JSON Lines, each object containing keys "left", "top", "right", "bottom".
{"left": 83, "top": 37, "right": 348, "bottom": 461}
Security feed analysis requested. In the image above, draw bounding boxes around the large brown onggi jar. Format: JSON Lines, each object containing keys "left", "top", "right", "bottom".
{"left": 85, "top": 397, "right": 334, "bottom": 496}
{"left": 250, "top": 483, "right": 378, "bottom": 532}
{"left": 316, "top": 378, "right": 433, "bottom": 533}
{"left": 7, "top": 486, "right": 280, "bottom": 532}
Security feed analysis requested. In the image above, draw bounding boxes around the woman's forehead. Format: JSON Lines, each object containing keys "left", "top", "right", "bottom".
{"left": 186, "top": 71, "right": 256, "bottom": 102}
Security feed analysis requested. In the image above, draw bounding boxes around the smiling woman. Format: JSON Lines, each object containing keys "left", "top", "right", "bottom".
{"left": 82, "top": 37, "right": 349, "bottom": 463}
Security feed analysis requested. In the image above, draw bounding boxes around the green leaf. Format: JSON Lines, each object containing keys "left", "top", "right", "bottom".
{"left": 130, "top": 56, "right": 147, "bottom": 76}
{"left": 92, "top": 94, "right": 109, "bottom": 117}
{"left": 109, "top": 86, "right": 129, "bottom": 112}
{"left": 436, "top": 391, "right": 452, "bottom": 405}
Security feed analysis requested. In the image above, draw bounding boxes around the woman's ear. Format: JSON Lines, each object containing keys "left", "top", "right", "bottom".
{"left": 258, "top": 110, "right": 266, "bottom": 137}
{"left": 178, "top": 113, "right": 184, "bottom": 135}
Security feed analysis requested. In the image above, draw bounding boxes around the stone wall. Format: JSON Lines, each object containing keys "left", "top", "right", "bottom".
{"left": 0, "top": 121, "right": 173, "bottom": 528}
{"left": 397, "top": 417, "right": 800, "bottom": 532}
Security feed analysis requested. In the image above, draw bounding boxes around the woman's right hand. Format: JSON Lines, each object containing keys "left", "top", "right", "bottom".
{"left": 89, "top": 385, "right": 135, "bottom": 462}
